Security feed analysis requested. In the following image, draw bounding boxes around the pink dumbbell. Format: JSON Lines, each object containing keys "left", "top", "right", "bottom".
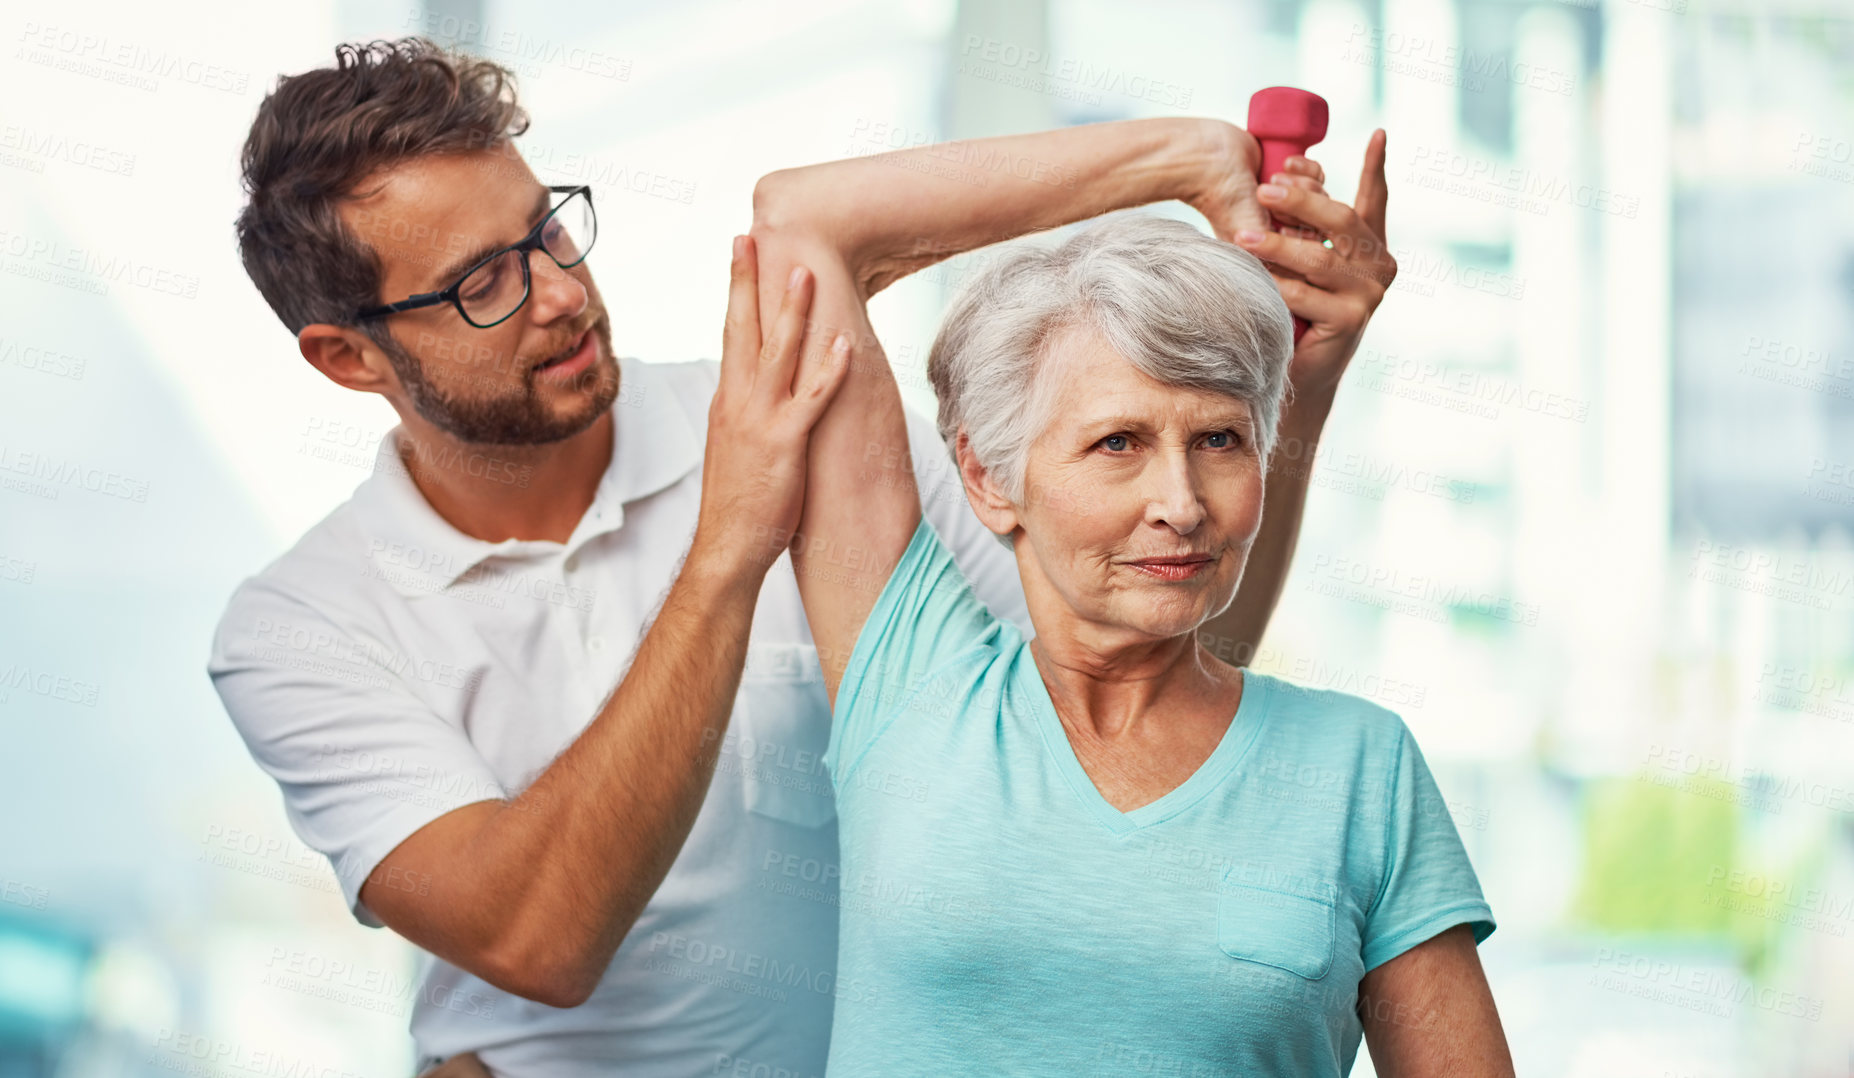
{"left": 1247, "top": 86, "right": 1330, "bottom": 341}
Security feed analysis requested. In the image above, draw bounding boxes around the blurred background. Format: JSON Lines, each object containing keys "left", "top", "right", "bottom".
{"left": 2, "top": 0, "right": 1851, "bottom": 1073}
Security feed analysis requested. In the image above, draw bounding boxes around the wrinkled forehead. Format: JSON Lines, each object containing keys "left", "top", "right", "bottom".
{"left": 1037, "top": 322, "right": 1254, "bottom": 429}
{"left": 339, "top": 148, "right": 548, "bottom": 295}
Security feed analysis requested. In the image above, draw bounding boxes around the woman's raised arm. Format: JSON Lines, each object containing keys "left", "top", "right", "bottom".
{"left": 755, "top": 118, "right": 1258, "bottom": 299}
{"left": 746, "top": 205, "right": 922, "bottom": 706}
{"left": 745, "top": 120, "right": 1257, "bottom": 701}
{"left": 747, "top": 119, "right": 1393, "bottom": 683}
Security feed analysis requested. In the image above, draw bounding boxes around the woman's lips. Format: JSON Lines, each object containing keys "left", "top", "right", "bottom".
{"left": 534, "top": 327, "right": 597, "bottom": 380}
{"left": 1128, "top": 557, "right": 1212, "bottom": 581}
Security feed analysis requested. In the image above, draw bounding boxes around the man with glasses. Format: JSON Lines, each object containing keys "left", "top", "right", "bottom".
{"left": 357, "top": 185, "right": 596, "bottom": 332}
{"left": 209, "top": 37, "right": 1371, "bottom": 1076}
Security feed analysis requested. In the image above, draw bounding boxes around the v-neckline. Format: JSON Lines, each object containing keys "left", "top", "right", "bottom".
{"left": 1017, "top": 649, "right": 1272, "bottom": 836}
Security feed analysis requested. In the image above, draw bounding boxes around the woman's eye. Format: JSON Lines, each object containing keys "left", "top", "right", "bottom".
{"left": 1205, "top": 431, "right": 1237, "bottom": 449}
{"left": 1100, "top": 434, "right": 1130, "bottom": 452}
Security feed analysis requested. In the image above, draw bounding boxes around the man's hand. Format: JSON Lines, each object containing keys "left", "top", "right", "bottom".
{"left": 1233, "top": 129, "right": 1397, "bottom": 399}
{"left": 693, "top": 235, "right": 851, "bottom": 575}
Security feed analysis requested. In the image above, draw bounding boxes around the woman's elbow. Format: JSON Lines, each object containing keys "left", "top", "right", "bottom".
{"left": 750, "top": 169, "right": 808, "bottom": 240}
{"left": 750, "top": 171, "right": 872, "bottom": 284}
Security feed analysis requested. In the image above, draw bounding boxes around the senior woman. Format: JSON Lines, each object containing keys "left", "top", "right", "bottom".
{"left": 729, "top": 126, "right": 1512, "bottom": 1076}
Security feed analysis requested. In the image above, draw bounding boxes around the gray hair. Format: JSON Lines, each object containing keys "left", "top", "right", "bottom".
{"left": 926, "top": 212, "right": 1293, "bottom": 524}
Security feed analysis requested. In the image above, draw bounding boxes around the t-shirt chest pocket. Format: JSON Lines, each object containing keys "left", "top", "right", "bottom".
{"left": 733, "top": 642, "right": 836, "bottom": 828}
{"left": 1216, "top": 871, "right": 1339, "bottom": 980}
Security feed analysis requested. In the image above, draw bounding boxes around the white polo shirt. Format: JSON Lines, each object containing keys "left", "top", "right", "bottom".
{"left": 206, "top": 353, "right": 1031, "bottom": 1076}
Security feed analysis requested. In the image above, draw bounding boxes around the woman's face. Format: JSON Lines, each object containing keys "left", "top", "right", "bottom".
{"left": 1006, "top": 324, "right": 1266, "bottom": 645}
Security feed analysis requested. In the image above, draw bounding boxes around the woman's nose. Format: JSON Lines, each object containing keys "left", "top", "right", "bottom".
{"left": 1144, "top": 452, "right": 1206, "bottom": 532}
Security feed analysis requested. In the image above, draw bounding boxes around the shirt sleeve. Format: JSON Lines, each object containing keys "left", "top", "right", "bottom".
{"left": 904, "top": 403, "right": 1032, "bottom": 637}
{"left": 1360, "top": 721, "right": 1497, "bottom": 972}
{"left": 206, "top": 582, "right": 508, "bottom": 928}
{"left": 827, "top": 514, "right": 1004, "bottom": 786}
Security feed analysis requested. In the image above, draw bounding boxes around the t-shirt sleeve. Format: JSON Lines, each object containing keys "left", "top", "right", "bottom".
{"left": 904, "top": 403, "right": 1032, "bottom": 637}
{"left": 827, "top": 514, "right": 1003, "bottom": 785}
{"left": 207, "top": 584, "right": 508, "bottom": 928}
{"left": 1360, "top": 721, "right": 1497, "bottom": 972}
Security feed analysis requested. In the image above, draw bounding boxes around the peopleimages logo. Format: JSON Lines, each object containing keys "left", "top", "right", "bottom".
{"left": 0, "top": 123, "right": 136, "bottom": 176}
{"left": 0, "top": 441, "right": 153, "bottom": 500}
{"left": 0, "top": 230, "right": 200, "bottom": 299}
{"left": 956, "top": 35, "right": 1195, "bottom": 108}
{"left": 1340, "top": 23, "right": 1576, "bottom": 97}
{"left": 403, "top": 11, "right": 632, "bottom": 81}
{"left": 15, "top": 23, "right": 253, "bottom": 94}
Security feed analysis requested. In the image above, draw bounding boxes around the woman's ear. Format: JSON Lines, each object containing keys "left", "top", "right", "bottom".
{"left": 954, "top": 430, "right": 1020, "bottom": 540}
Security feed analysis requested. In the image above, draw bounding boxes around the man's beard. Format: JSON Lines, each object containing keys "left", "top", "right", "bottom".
{"left": 376, "top": 318, "right": 620, "bottom": 446}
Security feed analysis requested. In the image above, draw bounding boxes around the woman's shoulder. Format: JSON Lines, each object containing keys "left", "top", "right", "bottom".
{"left": 1245, "top": 669, "right": 1415, "bottom": 759}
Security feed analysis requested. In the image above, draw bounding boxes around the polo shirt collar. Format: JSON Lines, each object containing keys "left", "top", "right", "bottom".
{"left": 351, "top": 353, "right": 703, "bottom": 597}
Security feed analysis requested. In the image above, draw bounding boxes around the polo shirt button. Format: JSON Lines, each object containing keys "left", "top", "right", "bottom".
{"left": 589, "top": 635, "right": 605, "bottom": 651}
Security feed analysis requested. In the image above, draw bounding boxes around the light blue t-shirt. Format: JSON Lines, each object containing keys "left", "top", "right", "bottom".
{"left": 823, "top": 516, "right": 1496, "bottom": 1077}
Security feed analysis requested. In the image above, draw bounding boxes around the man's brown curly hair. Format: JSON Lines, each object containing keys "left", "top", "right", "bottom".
{"left": 235, "top": 37, "right": 528, "bottom": 338}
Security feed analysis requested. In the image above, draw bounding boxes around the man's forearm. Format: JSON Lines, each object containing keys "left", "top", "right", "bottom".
{"left": 1198, "top": 384, "right": 1337, "bottom": 667}
{"left": 756, "top": 117, "right": 1239, "bottom": 296}
{"left": 367, "top": 540, "right": 763, "bottom": 1007}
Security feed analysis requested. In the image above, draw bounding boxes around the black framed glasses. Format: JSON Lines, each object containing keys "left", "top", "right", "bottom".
{"left": 355, "top": 185, "right": 597, "bottom": 329}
